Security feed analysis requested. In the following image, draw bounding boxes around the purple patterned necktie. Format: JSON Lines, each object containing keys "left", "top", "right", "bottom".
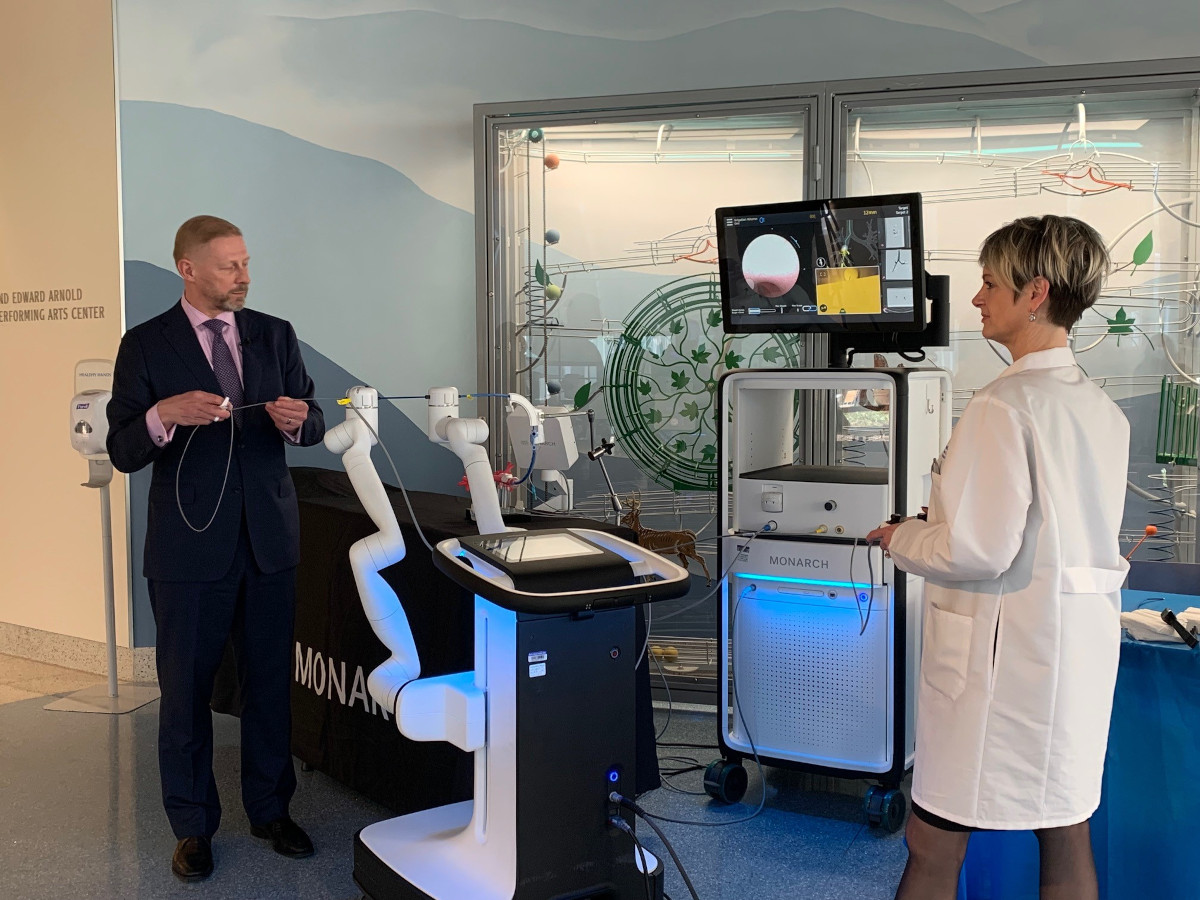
{"left": 201, "top": 318, "right": 244, "bottom": 424}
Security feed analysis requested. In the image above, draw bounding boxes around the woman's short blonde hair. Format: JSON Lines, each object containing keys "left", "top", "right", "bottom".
{"left": 978, "top": 215, "right": 1110, "bottom": 329}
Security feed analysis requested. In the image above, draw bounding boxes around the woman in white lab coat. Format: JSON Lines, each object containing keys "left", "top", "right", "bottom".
{"left": 867, "top": 215, "right": 1129, "bottom": 900}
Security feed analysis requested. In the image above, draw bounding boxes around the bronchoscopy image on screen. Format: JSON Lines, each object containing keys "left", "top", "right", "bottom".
{"left": 717, "top": 194, "right": 923, "bottom": 333}
{"left": 742, "top": 233, "right": 801, "bottom": 298}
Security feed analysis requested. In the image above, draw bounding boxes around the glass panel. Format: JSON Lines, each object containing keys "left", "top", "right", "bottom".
{"left": 841, "top": 90, "right": 1200, "bottom": 562}
{"left": 491, "top": 110, "right": 810, "bottom": 499}
{"left": 486, "top": 106, "right": 812, "bottom": 696}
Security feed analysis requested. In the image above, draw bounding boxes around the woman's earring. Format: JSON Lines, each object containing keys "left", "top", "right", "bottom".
{"left": 1028, "top": 312, "right": 1037, "bottom": 322}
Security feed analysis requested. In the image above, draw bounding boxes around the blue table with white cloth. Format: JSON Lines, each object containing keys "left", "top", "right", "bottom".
{"left": 956, "top": 561, "right": 1200, "bottom": 900}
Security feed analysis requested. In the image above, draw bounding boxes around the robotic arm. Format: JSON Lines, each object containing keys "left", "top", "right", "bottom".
{"left": 428, "top": 387, "right": 543, "bottom": 533}
{"left": 324, "top": 386, "right": 420, "bottom": 713}
{"left": 326, "top": 386, "right": 547, "bottom": 752}
{"left": 328, "top": 385, "right": 568, "bottom": 753}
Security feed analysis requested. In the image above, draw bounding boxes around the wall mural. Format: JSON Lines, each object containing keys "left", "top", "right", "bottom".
{"left": 113, "top": 0, "right": 1200, "bottom": 640}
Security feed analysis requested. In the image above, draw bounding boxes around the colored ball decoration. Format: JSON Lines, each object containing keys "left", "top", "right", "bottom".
{"left": 546, "top": 379, "right": 562, "bottom": 396}
{"left": 545, "top": 283, "right": 563, "bottom": 301}
{"left": 544, "top": 228, "right": 561, "bottom": 245}
{"left": 528, "top": 128, "right": 544, "bottom": 143}
{"left": 543, "top": 153, "right": 560, "bottom": 170}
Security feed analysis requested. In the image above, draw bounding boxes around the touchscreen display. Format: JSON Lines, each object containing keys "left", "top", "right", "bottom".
{"left": 476, "top": 532, "right": 604, "bottom": 562}
{"left": 717, "top": 193, "right": 924, "bottom": 334}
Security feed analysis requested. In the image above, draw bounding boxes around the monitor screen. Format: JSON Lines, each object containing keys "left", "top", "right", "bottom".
{"left": 717, "top": 193, "right": 925, "bottom": 334}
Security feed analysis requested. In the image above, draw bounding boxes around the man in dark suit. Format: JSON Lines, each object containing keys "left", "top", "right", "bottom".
{"left": 107, "top": 215, "right": 326, "bottom": 881}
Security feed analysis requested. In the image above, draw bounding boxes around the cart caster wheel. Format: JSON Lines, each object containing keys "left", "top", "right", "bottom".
{"left": 880, "top": 789, "right": 907, "bottom": 833}
{"left": 703, "top": 759, "right": 747, "bottom": 804}
{"left": 864, "top": 786, "right": 907, "bottom": 833}
{"left": 863, "top": 785, "right": 881, "bottom": 824}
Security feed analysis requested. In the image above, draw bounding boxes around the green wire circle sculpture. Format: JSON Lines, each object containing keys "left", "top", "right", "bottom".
{"left": 605, "top": 274, "right": 804, "bottom": 491}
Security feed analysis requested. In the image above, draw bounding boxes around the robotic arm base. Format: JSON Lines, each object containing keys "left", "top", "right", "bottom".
{"left": 398, "top": 671, "right": 486, "bottom": 752}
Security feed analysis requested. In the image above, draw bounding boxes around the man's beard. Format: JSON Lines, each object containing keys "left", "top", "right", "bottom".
{"left": 213, "top": 288, "right": 249, "bottom": 312}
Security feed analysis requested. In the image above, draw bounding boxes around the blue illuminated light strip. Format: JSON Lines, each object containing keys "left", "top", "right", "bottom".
{"left": 732, "top": 572, "right": 865, "bottom": 590}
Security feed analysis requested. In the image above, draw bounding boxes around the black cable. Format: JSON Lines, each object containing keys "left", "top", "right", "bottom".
{"left": 659, "top": 765, "right": 705, "bottom": 776}
{"left": 651, "top": 649, "right": 673, "bottom": 741}
{"left": 864, "top": 540, "right": 878, "bottom": 635}
{"left": 611, "top": 794, "right": 702, "bottom": 900}
{"left": 173, "top": 394, "right": 364, "bottom": 533}
{"left": 656, "top": 756, "right": 706, "bottom": 781}
{"left": 897, "top": 349, "right": 926, "bottom": 363}
{"left": 608, "top": 817, "right": 654, "bottom": 900}
{"left": 348, "top": 405, "right": 436, "bottom": 554}
{"left": 174, "top": 396, "right": 338, "bottom": 534}
{"left": 172, "top": 393, "right": 437, "bottom": 547}
{"left": 510, "top": 431, "right": 538, "bottom": 486}
{"left": 176, "top": 415, "right": 236, "bottom": 534}
{"left": 849, "top": 537, "right": 865, "bottom": 633}
{"left": 656, "top": 742, "right": 719, "bottom": 750}
{"left": 725, "top": 586, "right": 768, "bottom": 821}
{"left": 634, "top": 588, "right": 769, "bottom": 830}
{"left": 659, "top": 780, "right": 708, "bottom": 797}
{"left": 850, "top": 537, "right": 884, "bottom": 636}
{"left": 659, "top": 766, "right": 705, "bottom": 776}
{"left": 657, "top": 756, "right": 709, "bottom": 796}
{"left": 637, "top": 532, "right": 754, "bottom": 672}
{"left": 650, "top": 527, "right": 769, "bottom": 626}
{"left": 842, "top": 821, "right": 869, "bottom": 858}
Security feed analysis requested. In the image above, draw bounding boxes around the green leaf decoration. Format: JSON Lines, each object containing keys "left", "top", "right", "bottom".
{"left": 1107, "top": 307, "right": 1136, "bottom": 346}
{"left": 701, "top": 443, "right": 717, "bottom": 463}
{"left": 671, "top": 371, "right": 691, "bottom": 390}
{"left": 1131, "top": 231, "right": 1153, "bottom": 274}
{"left": 572, "top": 382, "right": 592, "bottom": 409}
{"left": 637, "top": 380, "right": 652, "bottom": 396}
{"left": 673, "top": 439, "right": 687, "bottom": 454}
{"left": 724, "top": 350, "right": 744, "bottom": 370}
{"left": 1107, "top": 308, "right": 1135, "bottom": 334}
{"left": 762, "top": 346, "right": 782, "bottom": 363}
{"left": 645, "top": 408, "right": 663, "bottom": 425}
{"left": 669, "top": 319, "right": 684, "bottom": 335}
{"left": 534, "top": 260, "right": 548, "bottom": 286}
{"left": 691, "top": 344, "right": 711, "bottom": 364}
{"left": 706, "top": 310, "right": 722, "bottom": 328}
{"left": 681, "top": 401, "right": 700, "bottom": 420}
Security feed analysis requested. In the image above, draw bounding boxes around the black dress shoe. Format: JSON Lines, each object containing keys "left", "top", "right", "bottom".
{"left": 172, "top": 836, "right": 214, "bottom": 881}
{"left": 251, "top": 816, "right": 314, "bottom": 858}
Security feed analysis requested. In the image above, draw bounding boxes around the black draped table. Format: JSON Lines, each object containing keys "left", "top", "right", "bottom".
{"left": 213, "top": 467, "right": 659, "bottom": 813}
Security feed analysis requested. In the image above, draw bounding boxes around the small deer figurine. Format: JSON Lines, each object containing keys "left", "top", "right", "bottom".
{"left": 620, "top": 495, "right": 711, "bottom": 585}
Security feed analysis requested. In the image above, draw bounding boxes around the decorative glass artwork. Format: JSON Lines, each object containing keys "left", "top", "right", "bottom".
{"left": 841, "top": 90, "right": 1200, "bottom": 561}
{"left": 479, "top": 66, "right": 1200, "bottom": 693}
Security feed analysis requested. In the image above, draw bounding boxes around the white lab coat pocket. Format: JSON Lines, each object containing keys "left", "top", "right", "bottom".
{"left": 922, "top": 604, "right": 974, "bottom": 701}
{"left": 1060, "top": 565, "right": 1128, "bottom": 594}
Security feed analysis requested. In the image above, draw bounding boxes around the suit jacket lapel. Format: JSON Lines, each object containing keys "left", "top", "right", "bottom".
{"left": 161, "top": 302, "right": 222, "bottom": 394}
{"left": 236, "top": 310, "right": 263, "bottom": 404}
